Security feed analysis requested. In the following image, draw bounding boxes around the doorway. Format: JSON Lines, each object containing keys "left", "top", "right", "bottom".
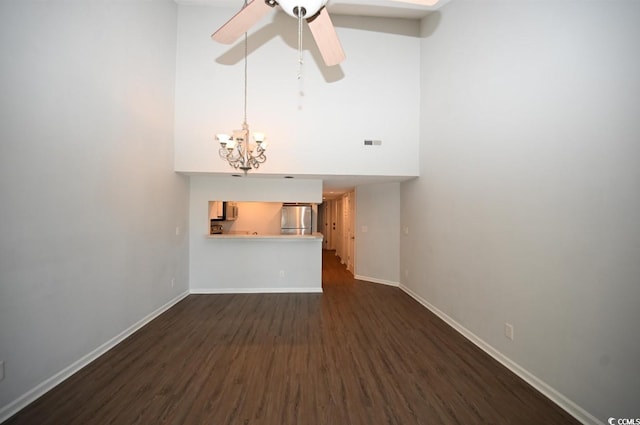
{"left": 319, "top": 190, "right": 356, "bottom": 275}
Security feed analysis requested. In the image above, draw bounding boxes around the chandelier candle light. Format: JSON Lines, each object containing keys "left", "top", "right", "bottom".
{"left": 216, "top": 28, "right": 267, "bottom": 174}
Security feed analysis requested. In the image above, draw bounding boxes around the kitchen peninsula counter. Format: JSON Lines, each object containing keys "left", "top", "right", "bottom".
{"left": 206, "top": 232, "right": 323, "bottom": 240}
{"left": 192, "top": 232, "right": 323, "bottom": 294}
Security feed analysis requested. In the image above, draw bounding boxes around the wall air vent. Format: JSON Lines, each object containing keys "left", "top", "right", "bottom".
{"left": 364, "top": 139, "right": 382, "bottom": 146}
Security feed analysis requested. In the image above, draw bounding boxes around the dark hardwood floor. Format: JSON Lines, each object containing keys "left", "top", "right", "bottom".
{"left": 5, "top": 250, "right": 579, "bottom": 424}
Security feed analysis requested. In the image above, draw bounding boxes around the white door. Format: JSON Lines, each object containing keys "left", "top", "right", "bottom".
{"left": 346, "top": 191, "right": 355, "bottom": 273}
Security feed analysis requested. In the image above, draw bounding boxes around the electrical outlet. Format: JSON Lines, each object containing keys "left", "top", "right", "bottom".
{"left": 279, "top": 270, "right": 285, "bottom": 278}
{"left": 505, "top": 323, "right": 514, "bottom": 341}
{"left": 171, "top": 278, "right": 175, "bottom": 288}
{"left": 0, "top": 360, "right": 5, "bottom": 382}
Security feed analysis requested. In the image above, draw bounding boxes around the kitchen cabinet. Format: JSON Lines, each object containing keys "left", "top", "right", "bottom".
{"left": 209, "top": 201, "right": 224, "bottom": 220}
{"left": 208, "top": 201, "right": 238, "bottom": 221}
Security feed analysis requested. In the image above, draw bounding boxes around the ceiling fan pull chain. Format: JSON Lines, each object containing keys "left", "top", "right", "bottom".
{"left": 297, "top": 11, "right": 303, "bottom": 80}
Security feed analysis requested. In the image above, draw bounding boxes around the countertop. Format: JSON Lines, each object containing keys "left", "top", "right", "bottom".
{"left": 207, "top": 232, "right": 324, "bottom": 241}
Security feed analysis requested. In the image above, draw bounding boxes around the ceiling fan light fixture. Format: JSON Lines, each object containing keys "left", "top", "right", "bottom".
{"left": 211, "top": 0, "right": 343, "bottom": 67}
{"left": 211, "top": 0, "right": 438, "bottom": 68}
{"left": 278, "top": 0, "right": 327, "bottom": 18}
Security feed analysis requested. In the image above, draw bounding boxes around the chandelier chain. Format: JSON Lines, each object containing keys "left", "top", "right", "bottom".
{"left": 215, "top": 0, "right": 268, "bottom": 174}
{"left": 243, "top": 32, "right": 248, "bottom": 124}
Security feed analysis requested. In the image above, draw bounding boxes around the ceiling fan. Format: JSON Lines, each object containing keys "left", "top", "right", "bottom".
{"left": 211, "top": 0, "right": 439, "bottom": 67}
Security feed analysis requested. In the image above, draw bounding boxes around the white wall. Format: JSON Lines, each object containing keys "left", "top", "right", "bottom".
{"left": 355, "top": 182, "right": 401, "bottom": 286}
{"left": 190, "top": 175, "right": 322, "bottom": 204}
{"left": 0, "top": 0, "right": 188, "bottom": 419}
{"left": 174, "top": 5, "right": 421, "bottom": 178}
{"left": 189, "top": 175, "right": 322, "bottom": 292}
{"left": 401, "top": 1, "right": 640, "bottom": 423}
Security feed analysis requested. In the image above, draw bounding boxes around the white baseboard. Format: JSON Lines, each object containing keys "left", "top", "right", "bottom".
{"left": 0, "top": 290, "right": 190, "bottom": 424}
{"left": 398, "top": 283, "right": 602, "bottom": 425}
{"left": 190, "top": 287, "right": 323, "bottom": 294}
{"left": 354, "top": 275, "right": 399, "bottom": 287}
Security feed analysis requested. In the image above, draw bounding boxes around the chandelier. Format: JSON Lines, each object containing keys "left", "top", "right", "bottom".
{"left": 216, "top": 27, "right": 267, "bottom": 174}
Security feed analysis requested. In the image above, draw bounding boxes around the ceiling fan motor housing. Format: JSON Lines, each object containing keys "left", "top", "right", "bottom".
{"left": 277, "top": 0, "right": 328, "bottom": 18}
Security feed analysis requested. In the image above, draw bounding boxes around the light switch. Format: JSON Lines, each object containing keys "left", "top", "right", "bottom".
{"left": 361, "top": 225, "right": 368, "bottom": 233}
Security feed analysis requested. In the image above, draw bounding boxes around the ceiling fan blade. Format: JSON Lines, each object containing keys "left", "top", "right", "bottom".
{"left": 307, "top": 7, "right": 346, "bottom": 67}
{"left": 388, "top": 0, "right": 439, "bottom": 6}
{"left": 211, "top": 0, "right": 273, "bottom": 44}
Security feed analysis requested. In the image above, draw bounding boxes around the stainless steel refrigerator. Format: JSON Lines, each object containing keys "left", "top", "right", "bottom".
{"left": 280, "top": 204, "right": 312, "bottom": 235}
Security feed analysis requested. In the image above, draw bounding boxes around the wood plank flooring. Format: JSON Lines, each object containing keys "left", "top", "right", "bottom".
{"left": 5, "top": 250, "right": 580, "bottom": 424}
